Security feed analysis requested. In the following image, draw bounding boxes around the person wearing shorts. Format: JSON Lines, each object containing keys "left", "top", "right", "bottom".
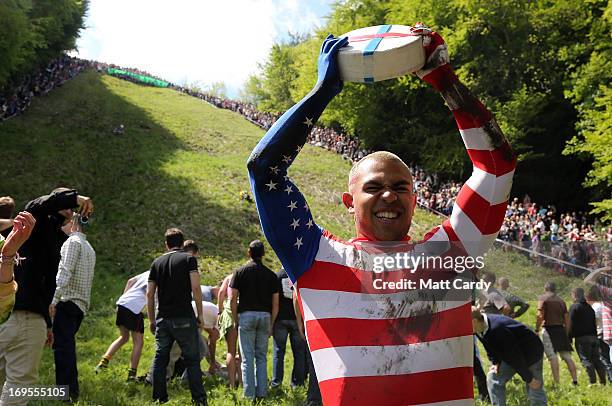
{"left": 536, "top": 282, "right": 578, "bottom": 385}
{"left": 95, "top": 271, "right": 148, "bottom": 381}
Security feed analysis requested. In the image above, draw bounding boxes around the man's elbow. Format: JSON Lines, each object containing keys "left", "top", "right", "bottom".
{"left": 246, "top": 148, "right": 268, "bottom": 179}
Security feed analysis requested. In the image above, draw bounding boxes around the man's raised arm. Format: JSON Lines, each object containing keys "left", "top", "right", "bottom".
{"left": 414, "top": 24, "right": 517, "bottom": 258}
{"left": 247, "top": 36, "right": 348, "bottom": 283}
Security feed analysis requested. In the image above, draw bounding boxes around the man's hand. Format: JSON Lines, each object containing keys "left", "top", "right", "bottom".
{"left": 149, "top": 320, "right": 156, "bottom": 335}
{"left": 49, "top": 304, "right": 56, "bottom": 320}
{"left": 316, "top": 34, "right": 349, "bottom": 96}
{"left": 197, "top": 316, "right": 204, "bottom": 330}
{"left": 76, "top": 195, "right": 94, "bottom": 217}
{"left": 1, "top": 212, "right": 36, "bottom": 257}
{"left": 45, "top": 329, "right": 54, "bottom": 347}
{"left": 411, "top": 22, "right": 450, "bottom": 78}
{"left": 528, "top": 378, "right": 543, "bottom": 390}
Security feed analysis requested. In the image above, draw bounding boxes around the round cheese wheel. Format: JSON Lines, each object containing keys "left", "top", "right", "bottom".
{"left": 338, "top": 24, "right": 425, "bottom": 83}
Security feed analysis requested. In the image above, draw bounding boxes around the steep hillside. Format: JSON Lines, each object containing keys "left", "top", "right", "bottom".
{"left": 1, "top": 71, "right": 608, "bottom": 405}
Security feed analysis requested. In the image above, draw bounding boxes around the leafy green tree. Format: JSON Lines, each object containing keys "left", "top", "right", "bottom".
{"left": 564, "top": 86, "right": 612, "bottom": 222}
{"left": 205, "top": 81, "right": 228, "bottom": 99}
{"left": 0, "top": 0, "right": 88, "bottom": 90}
{"left": 241, "top": 0, "right": 611, "bottom": 216}
{"left": 258, "top": 44, "right": 299, "bottom": 113}
{"left": 0, "top": 1, "right": 30, "bottom": 85}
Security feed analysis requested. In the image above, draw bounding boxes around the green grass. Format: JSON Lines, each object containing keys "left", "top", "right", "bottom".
{"left": 1, "top": 71, "right": 610, "bottom": 405}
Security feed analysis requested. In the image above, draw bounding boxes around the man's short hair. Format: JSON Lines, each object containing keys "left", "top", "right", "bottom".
{"left": 587, "top": 285, "right": 602, "bottom": 301}
{"left": 572, "top": 287, "right": 585, "bottom": 302}
{"left": 0, "top": 196, "right": 15, "bottom": 219}
{"left": 183, "top": 239, "right": 199, "bottom": 254}
{"left": 483, "top": 271, "right": 496, "bottom": 284}
{"left": 348, "top": 151, "right": 411, "bottom": 188}
{"left": 471, "top": 306, "right": 484, "bottom": 321}
{"left": 52, "top": 187, "right": 72, "bottom": 194}
{"left": 248, "top": 240, "right": 265, "bottom": 259}
{"left": 544, "top": 281, "right": 556, "bottom": 293}
{"left": 165, "top": 228, "right": 184, "bottom": 249}
{"left": 497, "top": 277, "right": 509, "bottom": 288}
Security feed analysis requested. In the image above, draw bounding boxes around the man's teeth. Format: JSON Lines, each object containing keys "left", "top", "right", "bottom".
{"left": 376, "top": 212, "right": 398, "bottom": 219}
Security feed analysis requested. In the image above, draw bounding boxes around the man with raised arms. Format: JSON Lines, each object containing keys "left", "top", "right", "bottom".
{"left": 247, "top": 23, "right": 516, "bottom": 406}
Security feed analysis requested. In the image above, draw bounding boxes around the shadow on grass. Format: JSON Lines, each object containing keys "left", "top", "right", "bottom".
{"left": 1, "top": 70, "right": 261, "bottom": 271}
{"left": 0, "top": 71, "right": 277, "bottom": 404}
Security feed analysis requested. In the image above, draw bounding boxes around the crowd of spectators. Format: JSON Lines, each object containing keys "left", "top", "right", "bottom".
{"left": 172, "top": 87, "right": 372, "bottom": 162}
{"left": 498, "top": 198, "right": 612, "bottom": 276}
{"left": 0, "top": 56, "right": 88, "bottom": 122}
{"left": 411, "top": 162, "right": 611, "bottom": 275}
{"left": 3, "top": 57, "right": 610, "bottom": 276}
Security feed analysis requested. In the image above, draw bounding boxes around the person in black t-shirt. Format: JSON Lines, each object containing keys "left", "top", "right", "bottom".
{"left": 569, "top": 287, "right": 607, "bottom": 385}
{"left": 146, "top": 228, "right": 206, "bottom": 405}
{"left": 270, "top": 268, "right": 306, "bottom": 388}
{"left": 230, "top": 240, "right": 279, "bottom": 400}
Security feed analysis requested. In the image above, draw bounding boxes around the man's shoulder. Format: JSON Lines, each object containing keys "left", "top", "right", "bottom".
{"left": 155, "top": 250, "right": 190, "bottom": 262}
{"left": 580, "top": 302, "right": 595, "bottom": 314}
{"left": 232, "top": 262, "right": 252, "bottom": 280}
{"left": 235, "top": 261, "right": 255, "bottom": 273}
{"left": 263, "top": 265, "right": 278, "bottom": 281}
{"left": 487, "top": 315, "right": 518, "bottom": 335}
{"left": 539, "top": 293, "right": 554, "bottom": 303}
{"left": 62, "top": 234, "right": 82, "bottom": 248}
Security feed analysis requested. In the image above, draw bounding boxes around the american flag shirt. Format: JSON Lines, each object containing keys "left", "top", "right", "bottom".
{"left": 248, "top": 38, "right": 516, "bottom": 406}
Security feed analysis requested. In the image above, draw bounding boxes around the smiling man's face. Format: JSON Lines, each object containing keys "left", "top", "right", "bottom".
{"left": 342, "top": 153, "right": 416, "bottom": 241}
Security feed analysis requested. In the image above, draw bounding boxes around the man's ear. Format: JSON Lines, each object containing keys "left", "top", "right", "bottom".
{"left": 342, "top": 192, "right": 354, "bottom": 214}
{"left": 411, "top": 194, "right": 417, "bottom": 217}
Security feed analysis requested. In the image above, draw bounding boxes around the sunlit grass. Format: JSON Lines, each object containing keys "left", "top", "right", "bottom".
{"left": 1, "top": 71, "right": 609, "bottom": 404}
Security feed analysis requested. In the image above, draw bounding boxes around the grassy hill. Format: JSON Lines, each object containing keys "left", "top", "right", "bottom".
{"left": 1, "top": 71, "right": 610, "bottom": 405}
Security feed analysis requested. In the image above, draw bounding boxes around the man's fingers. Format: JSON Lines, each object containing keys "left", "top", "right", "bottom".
{"left": 80, "top": 201, "right": 93, "bottom": 217}
{"left": 322, "top": 37, "right": 337, "bottom": 54}
{"left": 20, "top": 212, "right": 36, "bottom": 229}
{"left": 11, "top": 218, "right": 23, "bottom": 231}
{"left": 320, "top": 34, "right": 334, "bottom": 53}
{"left": 329, "top": 36, "right": 349, "bottom": 56}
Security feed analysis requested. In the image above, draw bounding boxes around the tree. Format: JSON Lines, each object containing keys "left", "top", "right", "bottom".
{"left": 243, "top": 0, "right": 611, "bottom": 216}
{"left": 0, "top": 0, "right": 88, "bottom": 90}
{"left": 205, "top": 81, "right": 228, "bottom": 99}
{"left": 0, "top": 1, "right": 31, "bottom": 85}
{"left": 564, "top": 86, "right": 612, "bottom": 222}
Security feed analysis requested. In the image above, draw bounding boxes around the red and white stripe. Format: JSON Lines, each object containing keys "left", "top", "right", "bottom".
{"left": 296, "top": 53, "right": 516, "bottom": 405}
{"left": 296, "top": 234, "right": 475, "bottom": 406}
{"left": 600, "top": 286, "right": 612, "bottom": 343}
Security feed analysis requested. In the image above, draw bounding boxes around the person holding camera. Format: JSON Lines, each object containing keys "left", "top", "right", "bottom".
{"left": 49, "top": 213, "right": 96, "bottom": 401}
{"left": 0, "top": 188, "right": 92, "bottom": 406}
{"left": 146, "top": 228, "right": 207, "bottom": 405}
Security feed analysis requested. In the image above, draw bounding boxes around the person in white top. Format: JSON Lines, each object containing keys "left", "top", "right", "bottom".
{"left": 588, "top": 286, "right": 612, "bottom": 382}
{"left": 95, "top": 270, "right": 149, "bottom": 381}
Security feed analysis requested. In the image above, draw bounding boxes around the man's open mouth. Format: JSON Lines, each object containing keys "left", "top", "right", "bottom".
{"left": 375, "top": 211, "right": 400, "bottom": 219}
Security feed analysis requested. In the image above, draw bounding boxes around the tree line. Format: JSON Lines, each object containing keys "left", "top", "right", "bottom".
{"left": 0, "top": 0, "right": 88, "bottom": 90}
{"left": 242, "top": 0, "right": 611, "bottom": 222}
